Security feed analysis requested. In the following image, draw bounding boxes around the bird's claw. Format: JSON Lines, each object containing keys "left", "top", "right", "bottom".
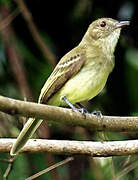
{"left": 74, "top": 107, "right": 88, "bottom": 115}
{"left": 91, "top": 110, "right": 103, "bottom": 118}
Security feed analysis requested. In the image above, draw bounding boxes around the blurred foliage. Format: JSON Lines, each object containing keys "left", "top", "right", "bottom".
{"left": 125, "top": 48, "right": 138, "bottom": 112}
{"left": 0, "top": 0, "right": 138, "bottom": 179}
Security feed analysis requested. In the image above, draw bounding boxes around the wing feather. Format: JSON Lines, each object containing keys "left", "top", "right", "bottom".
{"left": 39, "top": 47, "right": 86, "bottom": 104}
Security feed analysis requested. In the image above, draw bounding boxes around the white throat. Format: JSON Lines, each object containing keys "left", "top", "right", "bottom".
{"left": 102, "top": 29, "right": 121, "bottom": 56}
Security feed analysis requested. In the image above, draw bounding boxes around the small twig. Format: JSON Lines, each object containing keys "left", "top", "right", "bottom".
{"left": 3, "top": 163, "right": 12, "bottom": 180}
{"left": 0, "top": 8, "right": 34, "bottom": 100}
{"left": 14, "top": 0, "right": 56, "bottom": 66}
{"left": 3, "top": 157, "right": 14, "bottom": 180}
{"left": 0, "top": 157, "right": 14, "bottom": 163}
{"left": 0, "top": 8, "right": 19, "bottom": 31}
{"left": 113, "top": 161, "right": 138, "bottom": 180}
{"left": 26, "top": 157, "right": 74, "bottom": 180}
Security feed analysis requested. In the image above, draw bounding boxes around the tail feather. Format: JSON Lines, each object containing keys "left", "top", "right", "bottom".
{"left": 10, "top": 118, "right": 42, "bottom": 156}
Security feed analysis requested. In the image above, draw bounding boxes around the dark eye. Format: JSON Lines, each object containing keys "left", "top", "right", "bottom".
{"left": 100, "top": 21, "right": 106, "bottom": 27}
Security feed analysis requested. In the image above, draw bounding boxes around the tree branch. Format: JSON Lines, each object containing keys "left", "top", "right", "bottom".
{"left": 0, "top": 95, "right": 138, "bottom": 131}
{"left": 14, "top": 0, "right": 56, "bottom": 66}
{"left": 1, "top": 138, "right": 138, "bottom": 156}
{"left": 0, "top": 8, "right": 19, "bottom": 31}
{"left": 0, "top": 7, "right": 33, "bottom": 101}
{"left": 26, "top": 157, "right": 74, "bottom": 180}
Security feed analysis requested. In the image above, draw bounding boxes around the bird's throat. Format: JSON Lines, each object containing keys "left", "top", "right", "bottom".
{"left": 102, "top": 29, "right": 121, "bottom": 57}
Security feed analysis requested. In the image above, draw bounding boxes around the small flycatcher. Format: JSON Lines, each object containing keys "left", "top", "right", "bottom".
{"left": 10, "top": 18, "right": 130, "bottom": 156}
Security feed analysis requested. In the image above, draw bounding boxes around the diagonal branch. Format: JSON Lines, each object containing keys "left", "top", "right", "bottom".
{"left": 26, "top": 157, "right": 74, "bottom": 180}
{"left": 1, "top": 138, "right": 138, "bottom": 156}
{"left": 0, "top": 8, "right": 19, "bottom": 31}
{"left": 14, "top": 0, "right": 56, "bottom": 66}
{"left": 0, "top": 95, "right": 138, "bottom": 131}
{"left": 0, "top": 7, "right": 33, "bottom": 100}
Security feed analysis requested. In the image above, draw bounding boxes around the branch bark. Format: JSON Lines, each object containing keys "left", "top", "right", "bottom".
{"left": 1, "top": 138, "right": 138, "bottom": 156}
{"left": 0, "top": 95, "right": 138, "bottom": 132}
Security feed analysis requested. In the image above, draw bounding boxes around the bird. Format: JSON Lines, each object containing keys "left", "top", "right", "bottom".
{"left": 10, "top": 17, "right": 130, "bottom": 156}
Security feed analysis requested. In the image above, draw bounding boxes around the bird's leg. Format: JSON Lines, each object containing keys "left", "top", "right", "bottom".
{"left": 62, "top": 96, "right": 102, "bottom": 117}
{"left": 62, "top": 96, "right": 88, "bottom": 114}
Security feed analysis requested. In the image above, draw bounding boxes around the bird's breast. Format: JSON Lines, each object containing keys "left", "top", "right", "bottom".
{"left": 48, "top": 57, "right": 114, "bottom": 106}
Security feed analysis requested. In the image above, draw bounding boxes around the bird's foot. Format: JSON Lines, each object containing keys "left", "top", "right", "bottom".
{"left": 74, "top": 107, "right": 88, "bottom": 115}
{"left": 91, "top": 110, "right": 103, "bottom": 118}
{"left": 62, "top": 96, "right": 88, "bottom": 115}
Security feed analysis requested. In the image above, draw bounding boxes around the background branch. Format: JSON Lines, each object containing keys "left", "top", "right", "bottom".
{"left": 0, "top": 8, "right": 19, "bottom": 31}
{"left": 0, "top": 95, "right": 138, "bottom": 132}
{"left": 26, "top": 157, "right": 74, "bottom": 180}
{"left": 1, "top": 138, "right": 138, "bottom": 156}
{"left": 14, "top": 0, "right": 56, "bottom": 66}
{"left": 0, "top": 7, "right": 33, "bottom": 101}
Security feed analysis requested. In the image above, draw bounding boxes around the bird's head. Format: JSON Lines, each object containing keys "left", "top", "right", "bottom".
{"left": 81, "top": 18, "right": 130, "bottom": 55}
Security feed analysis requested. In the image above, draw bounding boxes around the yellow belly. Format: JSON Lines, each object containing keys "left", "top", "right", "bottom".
{"left": 47, "top": 62, "right": 110, "bottom": 106}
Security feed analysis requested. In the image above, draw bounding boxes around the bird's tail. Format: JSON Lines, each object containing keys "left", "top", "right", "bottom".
{"left": 10, "top": 118, "right": 43, "bottom": 156}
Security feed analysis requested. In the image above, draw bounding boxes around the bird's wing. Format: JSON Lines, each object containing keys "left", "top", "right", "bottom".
{"left": 39, "top": 47, "right": 86, "bottom": 104}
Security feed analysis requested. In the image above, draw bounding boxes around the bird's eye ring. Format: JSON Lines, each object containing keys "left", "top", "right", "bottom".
{"left": 100, "top": 21, "right": 106, "bottom": 27}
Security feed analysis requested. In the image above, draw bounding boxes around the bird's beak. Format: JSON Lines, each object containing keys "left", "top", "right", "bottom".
{"left": 115, "top": 21, "right": 130, "bottom": 29}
